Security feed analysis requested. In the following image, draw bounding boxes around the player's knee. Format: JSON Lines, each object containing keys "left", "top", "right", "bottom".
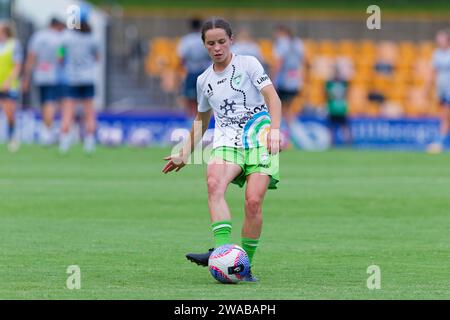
{"left": 245, "top": 196, "right": 263, "bottom": 218}
{"left": 207, "top": 176, "right": 226, "bottom": 198}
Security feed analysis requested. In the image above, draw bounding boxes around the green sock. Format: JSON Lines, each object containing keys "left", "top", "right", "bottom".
{"left": 241, "top": 237, "right": 260, "bottom": 265}
{"left": 212, "top": 220, "right": 232, "bottom": 247}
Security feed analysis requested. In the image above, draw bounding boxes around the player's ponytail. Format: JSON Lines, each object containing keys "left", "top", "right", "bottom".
{"left": 201, "top": 17, "right": 233, "bottom": 43}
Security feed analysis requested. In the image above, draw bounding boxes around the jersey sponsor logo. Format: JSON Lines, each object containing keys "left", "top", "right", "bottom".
{"left": 217, "top": 78, "right": 227, "bottom": 85}
{"left": 207, "top": 83, "right": 214, "bottom": 97}
{"left": 257, "top": 74, "right": 269, "bottom": 85}
{"left": 232, "top": 74, "right": 242, "bottom": 86}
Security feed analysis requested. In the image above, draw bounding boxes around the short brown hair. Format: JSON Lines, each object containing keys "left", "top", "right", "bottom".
{"left": 201, "top": 17, "right": 232, "bottom": 43}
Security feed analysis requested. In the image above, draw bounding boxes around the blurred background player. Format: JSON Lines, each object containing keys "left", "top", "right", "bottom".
{"left": 59, "top": 20, "right": 99, "bottom": 154}
{"left": 232, "top": 28, "right": 264, "bottom": 64}
{"left": 0, "top": 20, "right": 23, "bottom": 152}
{"left": 325, "top": 59, "right": 352, "bottom": 146}
{"left": 272, "top": 24, "right": 304, "bottom": 124}
{"left": 177, "top": 18, "right": 211, "bottom": 118}
{"left": 426, "top": 29, "right": 450, "bottom": 154}
{"left": 23, "top": 17, "right": 65, "bottom": 146}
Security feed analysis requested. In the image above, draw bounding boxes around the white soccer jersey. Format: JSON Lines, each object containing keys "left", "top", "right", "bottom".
{"left": 61, "top": 30, "right": 98, "bottom": 85}
{"left": 28, "top": 28, "right": 63, "bottom": 85}
{"left": 273, "top": 36, "right": 304, "bottom": 91}
{"left": 177, "top": 32, "right": 210, "bottom": 73}
{"left": 197, "top": 54, "right": 273, "bottom": 149}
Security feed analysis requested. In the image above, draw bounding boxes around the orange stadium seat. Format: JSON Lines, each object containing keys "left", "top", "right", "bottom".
{"left": 146, "top": 37, "right": 181, "bottom": 76}
{"left": 372, "top": 74, "right": 391, "bottom": 93}
{"left": 386, "top": 84, "right": 407, "bottom": 101}
{"left": 291, "top": 94, "right": 305, "bottom": 114}
{"left": 367, "top": 101, "right": 381, "bottom": 117}
{"left": 302, "top": 39, "right": 317, "bottom": 60}
{"left": 317, "top": 40, "right": 336, "bottom": 57}
{"left": 337, "top": 39, "right": 357, "bottom": 57}
{"left": 399, "top": 40, "right": 414, "bottom": 50}
{"left": 348, "top": 85, "right": 369, "bottom": 115}
{"left": 413, "top": 58, "right": 432, "bottom": 80}
{"left": 405, "top": 87, "right": 430, "bottom": 117}
{"left": 258, "top": 39, "right": 275, "bottom": 66}
{"left": 418, "top": 41, "right": 434, "bottom": 59}
{"left": 305, "top": 83, "right": 326, "bottom": 107}
{"left": 359, "top": 39, "right": 376, "bottom": 55}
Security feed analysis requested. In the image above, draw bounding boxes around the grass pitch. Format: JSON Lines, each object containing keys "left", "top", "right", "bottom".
{"left": 1, "top": 146, "right": 449, "bottom": 299}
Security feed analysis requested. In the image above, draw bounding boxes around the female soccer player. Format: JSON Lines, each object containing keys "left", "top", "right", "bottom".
{"left": 272, "top": 24, "right": 304, "bottom": 124}
{"left": 427, "top": 29, "right": 450, "bottom": 153}
{"left": 23, "top": 17, "right": 66, "bottom": 146}
{"left": 162, "top": 17, "right": 282, "bottom": 282}
{"left": 59, "top": 21, "right": 99, "bottom": 154}
{"left": 177, "top": 18, "right": 211, "bottom": 118}
{"left": 0, "top": 21, "right": 23, "bottom": 152}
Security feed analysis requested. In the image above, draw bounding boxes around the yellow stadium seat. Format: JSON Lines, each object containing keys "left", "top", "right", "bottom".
{"left": 386, "top": 85, "right": 407, "bottom": 100}
{"left": 302, "top": 39, "right": 316, "bottom": 61}
{"left": 146, "top": 37, "right": 182, "bottom": 76}
{"left": 348, "top": 85, "right": 369, "bottom": 115}
{"left": 418, "top": 41, "right": 434, "bottom": 58}
{"left": 359, "top": 39, "right": 376, "bottom": 55}
{"left": 413, "top": 58, "right": 432, "bottom": 79}
{"left": 405, "top": 87, "right": 431, "bottom": 116}
{"left": 257, "top": 38, "right": 275, "bottom": 66}
{"left": 337, "top": 39, "right": 356, "bottom": 56}
{"left": 398, "top": 41, "right": 416, "bottom": 56}
{"left": 317, "top": 40, "right": 336, "bottom": 56}
{"left": 304, "top": 83, "right": 326, "bottom": 107}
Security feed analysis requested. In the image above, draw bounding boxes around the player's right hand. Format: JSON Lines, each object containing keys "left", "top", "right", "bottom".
{"left": 162, "top": 154, "right": 186, "bottom": 174}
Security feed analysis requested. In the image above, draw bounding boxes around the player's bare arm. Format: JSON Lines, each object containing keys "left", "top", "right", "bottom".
{"left": 261, "top": 84, "right": 282, "bottom": 155}
{"left": 162, "top": 109, "right": 212, "bottom": 174}
{"left": 22, "top": 52, "right": 36, "bottom": 92}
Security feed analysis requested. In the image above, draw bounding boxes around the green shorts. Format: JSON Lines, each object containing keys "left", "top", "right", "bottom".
{"left": 210, "top": 146, "right": 280, "bottom": 190}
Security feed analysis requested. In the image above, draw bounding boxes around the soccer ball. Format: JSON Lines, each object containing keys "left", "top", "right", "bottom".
{"left": 208, "top": 244, "right": 250, "bottom": 284}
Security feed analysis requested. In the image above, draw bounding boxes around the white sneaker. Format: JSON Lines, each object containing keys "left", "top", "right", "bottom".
{"left": 7, "top": 139, "right": 20, "bottom": 153}
{"left": 40, "top": 126, "right": 54, "bottom": 146}
{"left": 84, "top": 134, "right": 96, "bottom": 154}
{"left": 59, "top": 133, "right": 71, "bottom": 154}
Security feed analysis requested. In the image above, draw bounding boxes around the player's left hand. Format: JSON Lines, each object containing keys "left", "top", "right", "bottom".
{"left": 267, "top": 128, "right": 280, "bottom": 155}
{"left": 162, "top": 153, "right": 187, "bottom": 174}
